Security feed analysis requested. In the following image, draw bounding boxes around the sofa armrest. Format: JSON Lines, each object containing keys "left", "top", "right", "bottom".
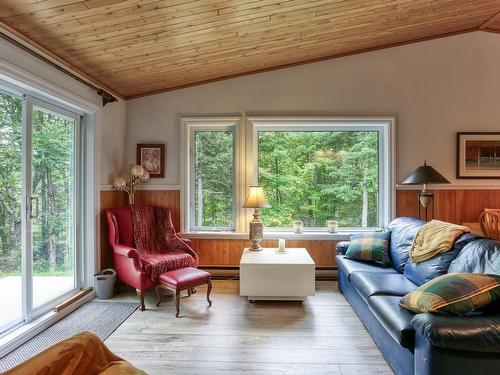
{"left": 336, "top": 241, "right": 350, "bottom": 255}
{"left": 411, "top": 312, "right": 500, "bottom": 353}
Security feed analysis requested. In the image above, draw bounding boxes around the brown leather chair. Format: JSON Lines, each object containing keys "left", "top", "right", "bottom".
{"left": 479, "top": 209, "right": 500, "bottom": 240}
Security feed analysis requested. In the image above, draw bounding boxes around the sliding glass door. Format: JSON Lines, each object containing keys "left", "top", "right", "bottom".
{"left": 0, "top": 90, "right": 23, "bottom": 332}
{"left": 0, "top": 88, "right": 81, "bottom": 335}
{"left": 30, "top": 100, "right": 79, "bottom": 310}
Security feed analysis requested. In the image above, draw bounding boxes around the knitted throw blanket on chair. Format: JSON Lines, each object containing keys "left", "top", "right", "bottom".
{"left": 131, "top": 205, "right": 198, "bottom": 282}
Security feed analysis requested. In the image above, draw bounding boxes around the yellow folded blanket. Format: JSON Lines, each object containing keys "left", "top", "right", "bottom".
{"left": 410, "top": 220, "right": 470, "bottom": 263}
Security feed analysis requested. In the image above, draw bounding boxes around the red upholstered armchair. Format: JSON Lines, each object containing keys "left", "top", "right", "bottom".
{"left": 106, "top": 205, "right": 197, "bottom": 310}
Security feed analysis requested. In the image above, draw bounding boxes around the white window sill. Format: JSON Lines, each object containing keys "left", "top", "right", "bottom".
{"left": 180, "top": 231, "right": 358, "bottom": 240}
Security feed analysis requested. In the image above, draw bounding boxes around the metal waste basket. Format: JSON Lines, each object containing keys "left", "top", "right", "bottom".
{"left": 94, "top": 268, "right": 116, "bottom": 299}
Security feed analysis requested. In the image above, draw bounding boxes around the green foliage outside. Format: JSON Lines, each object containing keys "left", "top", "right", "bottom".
{"left": 194, "top": 128, "right": 379, "bottom": 230}
{"left": 194, "top": 130, "right": 234, "bottom": 228}
{"left": 0, "top": 92, "right": 75, "bottom": 278}
{"left": 258, "top": 131, "right": 379, "bottom": 228}
{"left": 0, "top": 93, "right": 22, "bottom": 276}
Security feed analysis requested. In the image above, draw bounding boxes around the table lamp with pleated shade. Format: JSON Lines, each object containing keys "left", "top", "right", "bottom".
{"left": 243, "top": 186, "right": 271, "bottom": 251}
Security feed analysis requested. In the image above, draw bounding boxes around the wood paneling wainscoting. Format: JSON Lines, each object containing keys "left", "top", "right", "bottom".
{"left": 100, "top": 188, "right": 500, "bottom": 271}
{"left": 100, "top": 190, "right": 337, "bottom": 270}
{"left": 396, "top": 189, "right": 500, "bottom": 224}
{"left": 189, "top": 239, "right": 337, "bottom": 268}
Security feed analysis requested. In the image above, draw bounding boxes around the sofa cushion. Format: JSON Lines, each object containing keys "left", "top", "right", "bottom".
{"left": 336, "top": 241, "right": 350, "bottom": 255}
{"left": 336, "top": 255, "right": 397, "bottom": 280}
{"left": 403, "top": 233, "right": 478, "bottom": 286}
{"left": 350, "top": 272, "right": 418, "bottom": 302}
{"left": 448, "top": 238, "right": 500, "bottom": 275}
{"left": 368, "top": 295, "right": 415, "bottom": 349}
{"left": 411, "top": 313, "right": 500, "bottom": 353}
{"left": 386, "top": 217, "right": 425, "bottom": 272}
{"left": 345, "top": 232, "right": 391, "bottom": 264}
{"left": 400, "top": 273, "right": 500, "bottom": 315}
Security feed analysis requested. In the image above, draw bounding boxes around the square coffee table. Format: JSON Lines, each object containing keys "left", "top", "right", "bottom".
{"left": 239, "top": 248, "right": 315, "bottom": 301}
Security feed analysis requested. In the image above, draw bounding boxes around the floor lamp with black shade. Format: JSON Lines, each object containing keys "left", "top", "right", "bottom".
{"left": 401, "top": 161, "right": 450, "bottom": 221}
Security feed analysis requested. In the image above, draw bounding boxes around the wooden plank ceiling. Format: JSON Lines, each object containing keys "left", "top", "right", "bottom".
{"left": 1, "top": 1, "right": 500, "bottom": 99}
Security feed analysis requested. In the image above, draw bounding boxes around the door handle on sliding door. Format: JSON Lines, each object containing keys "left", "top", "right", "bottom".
{"left": 29, "top": 196, "right": 39, "bottom": 219}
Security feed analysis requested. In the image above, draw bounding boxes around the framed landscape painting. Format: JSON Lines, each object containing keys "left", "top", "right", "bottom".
{"left": 137, "top": 143, "right": 165, "bottom": 178}
{"left": 457, "top": 132, "right": 500, "bottom": 179}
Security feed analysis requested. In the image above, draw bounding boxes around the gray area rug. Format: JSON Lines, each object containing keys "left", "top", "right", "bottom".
{"left": 0, "top": 301, "right": 138, "bottom": 371}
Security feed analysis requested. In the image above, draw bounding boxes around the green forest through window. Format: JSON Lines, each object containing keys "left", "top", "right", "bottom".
{"left": 258, "top": 131, "right": 379, "bottom": 228}
{"left": 193, "top": 130, "right": 234, "bottom": 229}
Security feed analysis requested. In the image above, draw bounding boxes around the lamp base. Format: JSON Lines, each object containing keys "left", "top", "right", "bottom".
{"left": 249, "top": 216, "right": 264, "bottom": 252}
{"left": 418, "top": 190, "right": 434, "bottom": 221}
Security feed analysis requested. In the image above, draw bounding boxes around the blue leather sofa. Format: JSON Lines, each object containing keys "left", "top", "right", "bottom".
{"left": 336, "top": 217, "right": 500, "bottom": 375}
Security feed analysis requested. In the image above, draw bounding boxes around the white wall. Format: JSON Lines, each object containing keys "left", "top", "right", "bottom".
{"left": 0, "top": 37, "right": 127, "bottom": 185}
{"left": 125, "top": 31, "right": 500, "bottom": 186}
{"left": 101, "top": 98, "right": 126, "bottom": 184}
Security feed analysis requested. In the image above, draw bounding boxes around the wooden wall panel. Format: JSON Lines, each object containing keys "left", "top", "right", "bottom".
{"left": 99, "top": 188, "right": 500, "bottom": 270}
{"left": 396, "top": 189, "right": 500, "bottom": 224}
{"left": 189, "top": 239, "right": 337, "bottom": 268}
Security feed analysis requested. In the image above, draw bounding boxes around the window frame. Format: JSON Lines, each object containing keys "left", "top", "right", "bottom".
{"left": 246, "top": 116, "right": 395, "bottom": 232}
{"left": 180, "top": 117, "right": 244, "bottom": 233}
{"left": 181, "top": 116, "right": 395, "bottom": 238}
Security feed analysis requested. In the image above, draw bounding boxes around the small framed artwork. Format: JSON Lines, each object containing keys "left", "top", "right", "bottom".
{"left": 137, "top": 143, "right": 165, "bottom": 178}
{"left": 457, "top": 132, "right": 500, "bottom": 179}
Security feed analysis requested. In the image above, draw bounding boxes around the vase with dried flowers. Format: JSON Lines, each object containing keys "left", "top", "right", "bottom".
{"left": 113, "top": 164, "right": 150, "bottom": 204}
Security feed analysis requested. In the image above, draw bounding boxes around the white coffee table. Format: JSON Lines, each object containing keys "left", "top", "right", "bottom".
{"left": 239, "top": 248, "right": 315, "bottom": 301}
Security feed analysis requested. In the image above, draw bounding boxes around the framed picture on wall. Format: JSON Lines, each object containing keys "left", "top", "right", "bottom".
{"left": 137, "top": 143, "right": 165, "bottom": 178}
{"left": 457, "top": 132, "right": 500, "bottom": 179}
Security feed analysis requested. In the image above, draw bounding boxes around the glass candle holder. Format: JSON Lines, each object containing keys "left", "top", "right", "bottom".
{"left": 292, "top": 220, "right": 304, "bottom": 234}
{"left": 328, "top": 220, "right": 338, "bottom": 233}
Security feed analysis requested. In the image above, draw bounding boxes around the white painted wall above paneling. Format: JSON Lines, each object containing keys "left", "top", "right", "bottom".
{"left": 125, "top": 31, "right": 500, "bottom": 187}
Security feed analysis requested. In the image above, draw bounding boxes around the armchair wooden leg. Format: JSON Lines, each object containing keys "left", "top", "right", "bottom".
{"left": 116, "top": 279, "right": 121, "bottom": 294}
{"left": 207, "top": 279, "right": 212, "bottom": 307}
{"left": 175, "top": 290, "right": 181, "bottom": 318}
{"left": 136, "top": 289, "right": 146, "bottom": 311}
{"left": 155, "top": 286, "right": 161, "bottom": 307}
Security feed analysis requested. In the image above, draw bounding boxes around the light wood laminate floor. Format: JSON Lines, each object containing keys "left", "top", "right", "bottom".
{"left": 105, "top": 280, "right": 393, "bottom": 375}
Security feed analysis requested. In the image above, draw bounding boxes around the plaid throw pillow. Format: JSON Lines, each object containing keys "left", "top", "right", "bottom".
{"left": 345, "top": 232, "right": 390, "bottom": 264}
{"left": 400, "top": 273, "right": 500, "bottom": 315}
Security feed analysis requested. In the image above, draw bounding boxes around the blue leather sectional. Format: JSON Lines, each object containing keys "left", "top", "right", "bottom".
{"left": 336, "top": 217, "right": 500, "bottom": 375}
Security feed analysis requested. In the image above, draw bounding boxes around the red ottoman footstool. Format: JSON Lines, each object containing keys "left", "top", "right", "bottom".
{"left": 155, "top": 267, "right": 212, "bottom": 317}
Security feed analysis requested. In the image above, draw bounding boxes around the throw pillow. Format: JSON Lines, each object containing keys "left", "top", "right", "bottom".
{"left": 400, "top": 273, "right": 500, "bottom": 315}
{"left": 345, "top": 232, "right": 391, "bottom": 264}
